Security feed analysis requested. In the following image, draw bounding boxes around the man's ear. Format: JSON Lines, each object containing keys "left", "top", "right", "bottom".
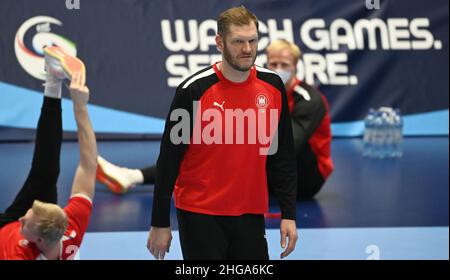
{"left": 215, "top": 34, "right": 224, "bottom": 52}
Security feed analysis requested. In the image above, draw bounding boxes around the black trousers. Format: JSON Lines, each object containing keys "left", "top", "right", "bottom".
{"left": 0, "top": 97, "right": 61, "bottom": 228}
{"left": 176, "top": 209, "right": 269, "bottom": 260}
{"left": 140, "top": 165, "right": 156, "bottom": 185}
{"left": 296, "top": 143, "right": 325, "bottom": 200}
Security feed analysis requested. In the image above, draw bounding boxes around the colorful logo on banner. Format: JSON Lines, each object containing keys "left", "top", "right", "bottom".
{"left": 14, "top": 16, "right": 77, "bottom": 80}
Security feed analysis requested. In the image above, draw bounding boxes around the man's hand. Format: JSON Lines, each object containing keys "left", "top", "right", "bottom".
{"left": 69, "top": 70, "right": 89, "bottom": 107}
{"left": 280, "top": 219, "right": 298, "bottom": 259}
{"left": 147, "top": 226, "right": 172, "bottom": 260}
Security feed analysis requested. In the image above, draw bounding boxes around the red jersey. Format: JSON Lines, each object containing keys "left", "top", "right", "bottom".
{"left": 0, "top": 195, "right": 92, "bottom": 260}
{"left": 151, "top": 63, "right": 297, "bottom": 227}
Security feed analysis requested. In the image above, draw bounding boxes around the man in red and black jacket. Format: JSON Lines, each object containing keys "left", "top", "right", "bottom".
{"left": 146, "top": 6, "right": 298, "bottom": 260}
{"left": 96, "top": 39, "right": 333, "bottom": 202}
{"left": 266, "top": 39, "right": 334, "bottom": 200}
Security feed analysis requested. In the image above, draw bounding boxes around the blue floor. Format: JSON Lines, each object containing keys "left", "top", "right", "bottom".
{"left": 0, "top": 137, "right": 448, "bottom": 259}
{"left": 79, "top": 227, "right": 449, "bottom": 260}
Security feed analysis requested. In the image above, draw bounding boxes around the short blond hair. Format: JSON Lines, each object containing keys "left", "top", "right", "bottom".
{"left": 32, "top": 200, "right": 67, "bottom": 245}
{"left": 217, "top": 6, "right": 259, "bottom": 38}
{"left": 266, "top": 39, "right": 302, "bottom": 64}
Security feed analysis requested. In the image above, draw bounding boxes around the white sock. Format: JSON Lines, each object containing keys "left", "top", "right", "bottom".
{"left": 126, "top": 169, "right": 144, "bottom": 186}
{"left": 43, "top": 73, "right": 63, "bottom": 99}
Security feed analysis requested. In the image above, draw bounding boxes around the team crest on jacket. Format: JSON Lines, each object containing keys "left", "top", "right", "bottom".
{"left": 255, "top": 94, "right": 269, "bottom": 109}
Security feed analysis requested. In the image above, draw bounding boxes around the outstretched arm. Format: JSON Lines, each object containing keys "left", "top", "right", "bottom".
{"left": 69, "top": 71, "right": 97, "bottom": 200}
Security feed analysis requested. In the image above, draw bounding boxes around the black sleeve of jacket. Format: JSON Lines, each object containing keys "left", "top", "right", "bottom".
{"left": 291, "top": 84, "right": 326, "bottom": 154}
{"left": 266, "top": 76, "right": 298, "bottom": 221}
{"left": 151, "top": 85, "right": 193, "bottom": 227}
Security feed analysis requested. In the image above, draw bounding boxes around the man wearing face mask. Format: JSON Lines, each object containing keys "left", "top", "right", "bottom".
{"left": 266, "top": 39, "right": 334, "bottom": 200}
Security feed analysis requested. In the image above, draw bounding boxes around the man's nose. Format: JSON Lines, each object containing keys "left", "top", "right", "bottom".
{"left": 242, "top": 42, "right": 252, "bottom": 53}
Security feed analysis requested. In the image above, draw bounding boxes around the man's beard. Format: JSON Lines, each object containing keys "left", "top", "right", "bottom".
{"left": 223, "top": 43, "right": 257, "bottom": 72}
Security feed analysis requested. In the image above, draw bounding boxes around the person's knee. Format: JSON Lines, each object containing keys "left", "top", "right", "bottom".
{"left": 297, "top": 180, "right": 324, "bottom": 200}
